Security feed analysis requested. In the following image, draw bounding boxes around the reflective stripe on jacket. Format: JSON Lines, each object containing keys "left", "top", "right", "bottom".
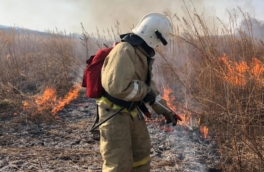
{"left": 101, "top": 42, "right": 151, "bottom": 101}
{"left": 100, "top": 42, "right": 170, "bottom": 115}
{"left": 96, "top": 96, "right": 138, "bottom": 118}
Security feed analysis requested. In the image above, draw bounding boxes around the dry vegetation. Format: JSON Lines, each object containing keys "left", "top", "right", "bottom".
{"left": 155, "top": 7, "right": 264, "bottom": 171}
{"left": 0, "top": 5, "right": 264, "bottom": 172}
{"left": 0, "top": 28, "right": 85, "bottom": 121}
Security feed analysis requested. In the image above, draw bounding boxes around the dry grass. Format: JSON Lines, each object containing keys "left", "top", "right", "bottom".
{"left": 1, "top": 5, "right": 264, "bottom": 171}
{"left": 157, "top": 5, "right": 264, "bottom": 172}
{"left": 0, "top": 28, "right": 84, "bottom": 121}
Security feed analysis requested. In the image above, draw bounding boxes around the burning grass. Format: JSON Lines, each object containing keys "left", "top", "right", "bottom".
{"left": 22, "top": 84, "right": 81, "bottom": 121}
{"left": 0, "top": 28, "right": 85, "bottom": 122}
{"left": 1, "top": 5, "right": 264, "bottom": 171}
{"left": 220, "top": 55, "right": 264, "bottom": 86}
{"left": 156, "top": 6, "right": 264, "bottom": 171}
{"left": 80, "top": 7, "right": 264, "bottom": 170}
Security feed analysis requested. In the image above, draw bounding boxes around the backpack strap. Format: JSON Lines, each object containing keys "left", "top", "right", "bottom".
{"left": 103, "top": 92, "right": 138, "bottom": 111}
{"left": 101, "top": 43, "right": 151, "bottom": 111}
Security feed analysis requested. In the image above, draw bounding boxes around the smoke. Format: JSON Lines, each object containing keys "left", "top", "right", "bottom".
{"left": 83, "top": 0, "right": 206, "bottom": 33}
{"left": 1, "top": 0, "right": 263, "bottom": 34}
{"left": 240, "top": 18, "right": 264, "bottom": 39}
{"left": 79, "top": 0, "right": 263, "bottom": 35}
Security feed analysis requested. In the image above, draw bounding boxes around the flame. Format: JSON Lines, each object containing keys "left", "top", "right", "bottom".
{"left": 23, "top": 87, "right": 57, "bottom": 115}
{"left": 52, "top": 85, "right": 81, "bottom": 114}
{"left": 36, "top": 87, "right": 57, "bottom": 112}
{"left": 251, "top": 58, "right": 264, "bottom": 79}
{"left": 162, "top": 86, "right": 176, "bottom": 112}
{"left": 23, "top": 84, "right": 81, "bottom": 115}
{"left": 200, "top": 126, "right": 209, "bottom": 139}
{"left": 162, "top": 86, "right": 182, "bottom": 129}
{"left": 220, "top": 55, "right": 264, "bottom": 86}
{"left": 162, "top": 86, "right": 210, "bottom": 138}
{"left": 162, "top": 86, "right": 193, "bottom": 126}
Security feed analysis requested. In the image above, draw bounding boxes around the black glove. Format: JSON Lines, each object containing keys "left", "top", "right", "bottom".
{"left": 162, "top": 112, "right": 178, "bottom": 126}
{"left": 143, "top": 89, "right": 156, "bottom": 105}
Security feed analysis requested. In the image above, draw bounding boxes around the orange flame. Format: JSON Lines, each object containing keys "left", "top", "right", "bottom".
{"left": 23, "top": 84, "right": 81, "bottom": 115}
{"left": 162, "top": 86, "right": 193, "bottom": 126}
{"left": 52, "top": 85, "right": 81, "bottom": 114}
{"left": 162, "top": 86, "right": 210, "bottom": 137}
{"left": 162, "top": 87, "right": 194, "bottom": 132}
{"left": 36, "top": 87, "right": 57, "bottom": 111}
{"left": 162, "top": 86, "right": 176, "bottom": 112}
{"left": 220, "top": 55, "right": 264, "bottom": 86}
{"left": 200, "top": 126, "right": 209, "bottom": 139}
{"left": 23, "top": 87, "right": 57, "bottom": 115}
{"left": 251, "top": 58, "right": 264, "bottom": 79}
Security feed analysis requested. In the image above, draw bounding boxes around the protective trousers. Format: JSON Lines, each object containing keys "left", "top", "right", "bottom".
{"left": 98, "top": 105, "right": 151, "bottom": 172}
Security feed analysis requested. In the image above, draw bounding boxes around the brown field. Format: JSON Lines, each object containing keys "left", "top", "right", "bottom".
{"left": 0, "top": 8, "right": 264, "bottom": 172}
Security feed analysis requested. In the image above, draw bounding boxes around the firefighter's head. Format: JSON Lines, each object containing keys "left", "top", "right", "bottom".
{"left": 132, "top": 13, "right": 173, "bottom": 48}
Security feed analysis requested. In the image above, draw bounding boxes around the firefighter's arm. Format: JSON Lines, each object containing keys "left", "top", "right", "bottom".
{"left": 101, "top": 43, "right": 149, "bottom": 101}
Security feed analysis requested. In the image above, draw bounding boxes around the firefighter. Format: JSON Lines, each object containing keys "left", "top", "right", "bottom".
{"left": 97, "top": 13, "right": 177, "bottom": 172}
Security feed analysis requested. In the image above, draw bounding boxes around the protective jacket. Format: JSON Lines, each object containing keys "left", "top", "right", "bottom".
{"left": 102, "top": 42, "right": 151, "bottom": 101}
{"left": 100, "top": 42, "right": 168, "bottom": 114}
{"left": 97, "top": 42, "right": 170, "bottom": 172}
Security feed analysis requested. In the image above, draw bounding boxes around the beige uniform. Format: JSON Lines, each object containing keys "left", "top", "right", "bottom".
{"left": 97, "top": 42, "right": 169, "bottom": 172}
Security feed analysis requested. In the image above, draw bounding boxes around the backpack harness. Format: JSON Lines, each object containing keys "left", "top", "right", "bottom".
{"left": 82, "top": 43, "right": 151, "bottom": 132}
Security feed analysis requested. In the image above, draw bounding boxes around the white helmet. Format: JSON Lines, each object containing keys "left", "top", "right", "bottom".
{"left": 132, "top": 13, "right": 173, "bottom": 48}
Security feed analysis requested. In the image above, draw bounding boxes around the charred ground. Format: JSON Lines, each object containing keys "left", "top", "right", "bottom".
{"left": 0, "top": 95, "right": 221, "bottom": 172}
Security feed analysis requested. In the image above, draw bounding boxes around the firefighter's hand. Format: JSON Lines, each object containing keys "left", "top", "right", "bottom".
{"left": 162, "top": 112, "right": 178, "bottom": 126}
{"left": 143, "top": 89, "right": 156, "bottom": 105}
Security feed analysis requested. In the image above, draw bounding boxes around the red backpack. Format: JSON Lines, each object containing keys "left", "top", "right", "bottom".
{"left": 82, "top": 47, "right": 114, "bottom": 98}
